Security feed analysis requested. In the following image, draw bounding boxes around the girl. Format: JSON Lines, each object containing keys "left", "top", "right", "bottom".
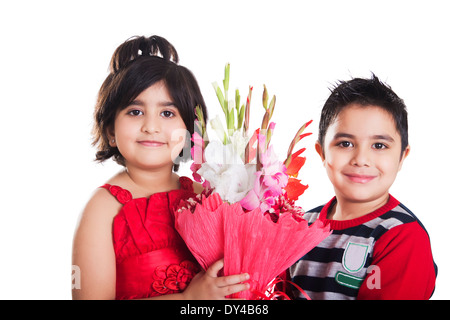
{"left": 72, "top": 35, "right": 250, "bottom": 300}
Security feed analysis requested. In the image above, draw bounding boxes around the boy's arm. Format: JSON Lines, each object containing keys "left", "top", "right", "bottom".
{"left": 357, "top": 221, "right": 436, "bottom": 300}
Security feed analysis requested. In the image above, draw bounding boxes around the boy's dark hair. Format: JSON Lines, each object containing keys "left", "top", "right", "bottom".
{"left": 318, "top": 74, "right": 408, "bottom": 153}
{"left": 92, "top": 35, "right": 207, "bottom": 171}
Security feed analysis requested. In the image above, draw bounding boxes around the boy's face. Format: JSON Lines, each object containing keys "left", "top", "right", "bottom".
{"left": 316, "top": 104, "right": 410, "bottom": 205}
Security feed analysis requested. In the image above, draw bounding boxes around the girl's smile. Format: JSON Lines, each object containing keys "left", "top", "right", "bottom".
{"left": 137, "top": 140, "right": 166, "bottom": 147}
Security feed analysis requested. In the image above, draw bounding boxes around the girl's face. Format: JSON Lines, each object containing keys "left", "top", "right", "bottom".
{"left": 110, "top": 81, "right": 187, "bottom": 171}
{"left": 316, "top": 104, "right": 410, "bottom": 205}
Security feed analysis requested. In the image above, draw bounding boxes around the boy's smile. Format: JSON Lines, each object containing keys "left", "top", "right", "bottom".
{"left": 343, "top": 173, "right": 377, "bottom": 184}
{"left": 316, "top": 104, "right": 410, "bottom": 218}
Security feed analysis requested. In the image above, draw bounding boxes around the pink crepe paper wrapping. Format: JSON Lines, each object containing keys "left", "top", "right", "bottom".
{"left": 175, "top": 193, "right": 331, "bottom": 299}
{"left": 175, "top": 193, "right": 224, "bottom": 271}
{"left": 222, "top": 203, "right": 330, "bottom": 299}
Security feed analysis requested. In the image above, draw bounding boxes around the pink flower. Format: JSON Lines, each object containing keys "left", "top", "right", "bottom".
{"left": 190, "top": 132, "right": 205, "bottom": 183}
{"left": 260, "top": 145, "right": 288, "bottom": 195}
{"left": 240, "top": 172, "right": 266, "bottom": 211}
{"left": 240, "top": 135, "right": 288, "bottom": 213}
{"left": 240, "top": 173, "right": 286, "bottom": 213}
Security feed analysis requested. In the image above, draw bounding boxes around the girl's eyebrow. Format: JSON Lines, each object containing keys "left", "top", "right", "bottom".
{"left": 128, "top": 99, "right": 145, "bottom": 107}
{"left": 158, "top": 101, "right": 177, "bottom": 107}
{"left": 127, "top": 99, "right": 176, "bottom": 107}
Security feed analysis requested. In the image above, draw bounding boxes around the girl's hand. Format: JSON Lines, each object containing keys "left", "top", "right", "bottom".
{"left": 182, "top": 259, "right": 250, "bottom": 300}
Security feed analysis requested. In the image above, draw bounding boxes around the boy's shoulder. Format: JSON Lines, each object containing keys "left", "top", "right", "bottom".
{"left": 371, "top": 201, "right": 418, "bottom": 228}
{"left": 305, "top": 197, "right": 424, "bottom": 235}
{"left": 304, "top": 205, "right": 324, "bottom": 224}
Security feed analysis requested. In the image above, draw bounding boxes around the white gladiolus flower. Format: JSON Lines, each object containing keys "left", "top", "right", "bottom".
{"left": 197, "top": 139, "right": 256, "bottom": 203}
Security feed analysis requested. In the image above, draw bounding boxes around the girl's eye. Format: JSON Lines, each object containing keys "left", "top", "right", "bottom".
{"left": 161, "top": 110, "right": 175, "bottom": 118}
{"left": 127, "top": 109, "right": 143, "bottom": 116}
{"left": 373, "top": 142, "right": 387, "bottom": 150}
{"left": 338, "top": 141, "right": 353, "bottom": 148}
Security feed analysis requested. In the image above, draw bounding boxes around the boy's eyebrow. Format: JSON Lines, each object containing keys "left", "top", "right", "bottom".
{"left": 333, "top": 133, "right": 355, "bottom": 140}
{"left": 371, "top": 134, "right": 395, "bottom": 142}
{"left": 333, "top": 133, "right": 395, "bottom": 142}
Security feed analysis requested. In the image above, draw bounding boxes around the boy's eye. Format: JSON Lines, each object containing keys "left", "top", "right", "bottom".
{"left": 373, "top": 142, "right": 387, "bottom": 150}
{"left": 338, "top": 141, "right": 353, "bottom": 148}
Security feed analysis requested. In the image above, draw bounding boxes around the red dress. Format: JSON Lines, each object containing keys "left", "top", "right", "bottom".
{"left": 101, "top": 176, "right": 200, "bottom": 300}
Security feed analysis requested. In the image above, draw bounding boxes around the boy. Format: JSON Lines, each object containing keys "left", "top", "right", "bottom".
{"left": 289, "top": 75, "right": 437, "bottom": 299}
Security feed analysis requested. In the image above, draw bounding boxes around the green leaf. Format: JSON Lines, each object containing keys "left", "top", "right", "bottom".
{"left": 262, "top": 84, "right": 269, "bottom": 110}
{"left": 223, "top": 63, "right": 230, "bottom": 92}
{"left": 235, "top": 89, "right": 241, "bottom": 113}
{"left": 268, "top": 95, "right": 276, "bottom": 119}
{"left": 212, "top": 82, "right": 226, "bottom": 114}
{"left": 211, "top": 115, "right": 227, "bottom": 144}
{"left": 238, "top": 104, "right": 245, "bottom": 129}
{"left": 227, "top": 108, "right": 235, "bottom": 132}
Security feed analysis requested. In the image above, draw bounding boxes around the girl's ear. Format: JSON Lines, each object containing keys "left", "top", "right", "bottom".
{"left": 315, "top": 141, "right": 326, "bottom": 162}
{"left": 106, "top": 127, "right": 116, "bottom": 147}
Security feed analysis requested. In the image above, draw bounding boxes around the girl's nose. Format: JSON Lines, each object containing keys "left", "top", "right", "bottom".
{"left": 142, "top": 114, "right": 160, "bottom": 134}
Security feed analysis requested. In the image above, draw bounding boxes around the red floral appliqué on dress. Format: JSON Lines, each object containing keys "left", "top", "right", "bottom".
{"left": 152, "top": 260, "right": 200, "bottom": 295}
{"left": 108, "top": 185, "right": 132, "bottom": 204}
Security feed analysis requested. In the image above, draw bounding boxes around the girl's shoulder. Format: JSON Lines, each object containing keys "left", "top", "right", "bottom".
{"left": 79, "top": 187, "right": 123, "bottom": 226}
{"left": 75, "top": 171, "right": 128, "bottom": 234}
{"left": 77, "top": 172, "right": 129, "bottom": 226}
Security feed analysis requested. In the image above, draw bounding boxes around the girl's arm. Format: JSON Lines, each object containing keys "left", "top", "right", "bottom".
{"left": 72, "top": 189, "right": 250, "bottom": 300}
{"left": 72, "top": 188, "right": 119, "bottom": 300}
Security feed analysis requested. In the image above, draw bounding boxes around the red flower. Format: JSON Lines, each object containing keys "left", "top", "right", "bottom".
{"left": 266, "top": 193, "right": 305, "bottom": 223}
{"left": 152, "top": 260, "right": 199, "bottom": 295}
{"left": 285, "top": 148, "right": 306, "bottom": 177}
{"left": 284, "top": 178, "right": 308, "bottom": 202}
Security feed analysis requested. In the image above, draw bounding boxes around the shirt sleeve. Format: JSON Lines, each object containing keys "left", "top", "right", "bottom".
{"left": 357, "top": 221, "right": 436, "bottom": 300}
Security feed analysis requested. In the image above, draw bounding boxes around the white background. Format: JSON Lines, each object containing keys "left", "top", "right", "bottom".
{"left": 0, "top": 0, "right": 448, "bottom": 299}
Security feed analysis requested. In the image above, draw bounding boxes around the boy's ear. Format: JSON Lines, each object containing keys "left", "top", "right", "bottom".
{"left": 315, "top": 141, "right": 326, "bottom": 163}
{"left": 398, "top": 145, "right": 411, "bottom": 171}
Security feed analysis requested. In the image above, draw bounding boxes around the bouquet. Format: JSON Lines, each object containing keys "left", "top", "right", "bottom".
{"left": 175, "top": 64, "right": 330, "bottom": 299}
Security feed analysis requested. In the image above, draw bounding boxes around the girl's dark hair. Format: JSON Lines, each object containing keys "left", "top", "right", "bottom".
{"left": 92, "top": 35, "right": 207, "bottom": 171}
{"left": 318, "top": 74, "right": 408, "bottom": 154}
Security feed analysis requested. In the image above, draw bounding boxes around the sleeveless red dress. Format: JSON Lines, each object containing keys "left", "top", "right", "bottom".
{"left": 101, "top": 176, "right": 200, "bottom": 300}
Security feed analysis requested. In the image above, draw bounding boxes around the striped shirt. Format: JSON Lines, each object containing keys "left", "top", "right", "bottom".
{"left": 289, "top": 195, "right": 437, "bottom": 300}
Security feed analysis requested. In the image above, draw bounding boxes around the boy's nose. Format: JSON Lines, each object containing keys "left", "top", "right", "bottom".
{"left": 351, "top": 147, "right": 370, "bottom": 167}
